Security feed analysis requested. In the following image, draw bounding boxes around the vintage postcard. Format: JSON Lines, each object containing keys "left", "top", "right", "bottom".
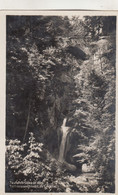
{"left": 0, "top": 10, "right": 117, "bottom": 194}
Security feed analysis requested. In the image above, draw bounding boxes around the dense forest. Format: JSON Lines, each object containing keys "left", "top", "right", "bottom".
{"left": 6, "top": 15, "right": 116, "bottom": 193}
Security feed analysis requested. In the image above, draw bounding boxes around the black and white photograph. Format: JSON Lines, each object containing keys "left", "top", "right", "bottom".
{"left": 5, "top": 13, "right": 116, "bottom": 193}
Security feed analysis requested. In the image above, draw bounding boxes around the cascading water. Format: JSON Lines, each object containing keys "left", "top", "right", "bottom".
{"left": 58, "top": 118, "right": 69, "bottom": 163}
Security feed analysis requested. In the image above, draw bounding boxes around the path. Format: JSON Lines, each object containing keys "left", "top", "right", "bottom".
{"left": 68, "top": 172, "right": 100, "bottom": 192}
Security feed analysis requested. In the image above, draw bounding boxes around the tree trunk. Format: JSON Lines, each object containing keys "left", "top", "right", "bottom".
{"left": 23, "top": 96, "right": 31, "bottom": 143}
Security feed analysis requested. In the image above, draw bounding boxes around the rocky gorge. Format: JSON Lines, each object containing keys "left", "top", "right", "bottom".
{"left": 6, "top": 15, "right": 116, "bottom": 192}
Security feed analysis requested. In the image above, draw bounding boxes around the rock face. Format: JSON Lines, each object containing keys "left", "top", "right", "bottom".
{"left": 66, "top": 46, "right": 87, "bottom": 60}
{"left": 62, "top": 161, "right": 77, "bottom": 172}
{"left": 36, "top": 62, "right": 78, "bottom": 158}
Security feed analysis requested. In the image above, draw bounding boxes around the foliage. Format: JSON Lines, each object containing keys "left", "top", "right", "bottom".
{"left": 70, "top": 18, "right": 115, "bottom": 192}
{"left": 6, "top": 15, "right": 116, "bottom": 193}
{"left": 6, "top": 139, "right": 25, "bottom": 172}
{"left": 6, "top": 133, "right": 75, "bottom": 192}
{"left": 83, "top": 16, "right": 116, "bottom": 41}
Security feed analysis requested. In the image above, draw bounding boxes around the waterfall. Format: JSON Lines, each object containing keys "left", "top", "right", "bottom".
{"left": 58, "top": 118, "right": 69, "bottom": 163}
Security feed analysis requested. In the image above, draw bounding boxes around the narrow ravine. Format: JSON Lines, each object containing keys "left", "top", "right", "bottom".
{"left": 6, "top": 15, "right": 115, "bottom": 193}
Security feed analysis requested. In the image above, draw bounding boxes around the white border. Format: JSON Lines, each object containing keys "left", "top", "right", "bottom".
{"left": 0, "top": 10, "right": 117, "bottom": 195}
{"left": 0, "top": 0, "right": 118, "bottom": 10}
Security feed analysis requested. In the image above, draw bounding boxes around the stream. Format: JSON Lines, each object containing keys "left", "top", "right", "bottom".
{"left": 58, "top": 118, "right": 69, "bottom": 163}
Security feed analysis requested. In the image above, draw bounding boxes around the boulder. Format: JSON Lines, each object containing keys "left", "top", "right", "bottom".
{"left": 62, "top": 161, "right": 76, "bottom": 172}
{"left": 66, "top": 46, "right": 87, "bottom": 60}
{"left": 82, "top": 163, "right": 95, "bottom": 173}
